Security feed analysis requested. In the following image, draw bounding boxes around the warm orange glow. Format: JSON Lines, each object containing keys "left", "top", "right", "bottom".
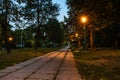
{"left": 75, "top": 33, "right": 78, "bottom": 37}
{"left": 9, "top": 37, "right": 13, "bottom": 41}
{"left": 81, "top": 16, "right": 87, "bottom": 23}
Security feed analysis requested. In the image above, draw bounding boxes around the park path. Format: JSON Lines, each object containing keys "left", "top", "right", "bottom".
{"left": 0, "top": 48, "right": 81, "bottom": 80}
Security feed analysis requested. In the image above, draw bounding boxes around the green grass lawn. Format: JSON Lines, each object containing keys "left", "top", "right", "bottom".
{"left": 73, "top": 49, "right": 120, "bottom": 80}
{"left": 0, "top": 48, "right": 59, "bottom": 70}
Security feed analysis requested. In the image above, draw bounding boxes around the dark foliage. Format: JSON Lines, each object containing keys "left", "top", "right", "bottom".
{"left": 66, "top": 0, "right": 120, "bottom": 48}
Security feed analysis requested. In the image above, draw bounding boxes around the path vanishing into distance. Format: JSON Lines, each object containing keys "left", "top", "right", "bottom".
{"left": 0, "top": 48, "right": 81, "bottom": 80}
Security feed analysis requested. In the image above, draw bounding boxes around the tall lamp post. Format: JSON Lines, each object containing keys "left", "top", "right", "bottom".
{"left": 75, "top": 33, "right": 81, "bottom": 48}
{"left": 8, "top": 37, "right": 13, "bottom": 53}
{"left": 81, "top": 16, "right": 88, "bottom": 50}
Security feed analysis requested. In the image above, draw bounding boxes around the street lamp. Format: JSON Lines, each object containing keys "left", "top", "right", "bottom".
{"left": 75, "top": 33, "right": 78, "bottom": 37}
{"left": 81, "top": 16, "right": 87, "bottom": 23}
{"left": 75, "top": 33, "right": 81, "bottom": 48}
{"left": 81, "top": 16, "right": 88, "bottom": 50}
{"left": 9, "top": 37, "right": 13, "bottom": 42}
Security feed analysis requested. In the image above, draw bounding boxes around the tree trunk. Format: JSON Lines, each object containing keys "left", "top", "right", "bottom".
{"left": 3, "top": 0, "right": 11, "bottom": 53}
{"left": 78, "top": 39, "right": 81, "bottom": 48}
{"left": 2, "top": 23, "right": 11, "bottom": 53}
{"left": 34, "top": 34, "right": 38, "bottom": 50}
{"left": 90, "top": 29, "right": 94, "bottom": 49}
{"left": 34, "top": 0, "right": 40, "bottom": 50}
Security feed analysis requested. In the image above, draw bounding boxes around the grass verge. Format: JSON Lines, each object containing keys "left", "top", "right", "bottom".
{"left": 0, "top": 48, "right": 59, "bottom": 70}
{"left": 73, "top": 49, "right": 120, "bottom": 80}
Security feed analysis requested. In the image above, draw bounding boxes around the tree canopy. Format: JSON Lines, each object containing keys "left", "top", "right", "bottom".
{"left": 0, "top": 0, "right": 61, "bottom": 52}
{"left": 66, "top": 0, "right": 120, "bottom": 48}
{"left": 45, "top": 19, "right": 64, "bottom": 47}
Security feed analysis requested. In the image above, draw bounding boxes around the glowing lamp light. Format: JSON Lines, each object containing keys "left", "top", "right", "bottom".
{"left": 9, "top": 37, "right": 13, "bottom": 41}
{"left": 81, "top": 16, "right": 87, "bottom": 23}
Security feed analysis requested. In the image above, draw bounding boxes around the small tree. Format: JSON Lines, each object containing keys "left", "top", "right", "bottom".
{"left": 45, "top": 19, "right": 64, "bottom": 47}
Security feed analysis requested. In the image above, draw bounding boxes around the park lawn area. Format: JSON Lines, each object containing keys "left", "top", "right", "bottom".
{"left": 73, "top": 49, "right": 120, "bottom": 80}
{"left": 0, "top": 48, "right": 59, "bottom": 70}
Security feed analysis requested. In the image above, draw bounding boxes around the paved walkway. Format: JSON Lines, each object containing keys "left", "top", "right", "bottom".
{"left": 0, "top": 48, "right": 81, "bottom": 80}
